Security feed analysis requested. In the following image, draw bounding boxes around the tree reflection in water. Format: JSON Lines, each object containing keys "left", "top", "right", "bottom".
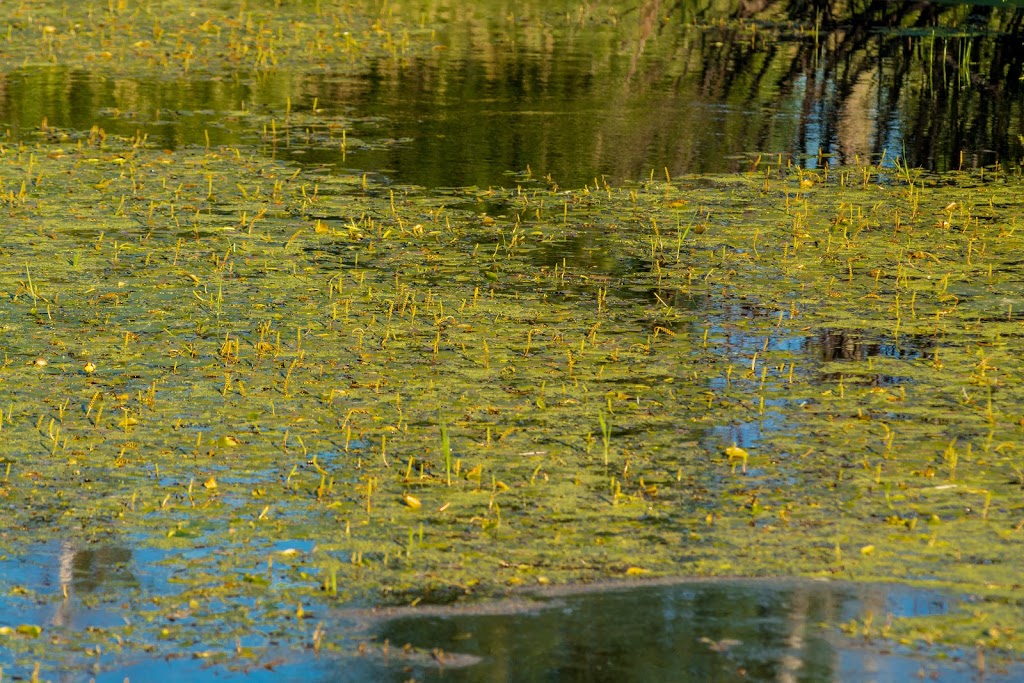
{"left": 369, "top": 579, "right": 956, "bottom": 683}
{"left": 0, "top": 1, "right": 1020, "bottom": 187}
{"left": 51, "top": 541, "right": 136, "bottom": 629}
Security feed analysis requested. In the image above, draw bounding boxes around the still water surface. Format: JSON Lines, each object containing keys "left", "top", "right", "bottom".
{"left": 5, "top": 541, "right": 1017, "bottom": 682}
{"left": 1, "top": 0, "right": 1022, "bottom": 187}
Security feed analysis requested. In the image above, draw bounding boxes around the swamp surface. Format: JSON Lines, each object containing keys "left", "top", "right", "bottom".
{"left": 1, "top": 1, "right": 1024, "bottom": 681}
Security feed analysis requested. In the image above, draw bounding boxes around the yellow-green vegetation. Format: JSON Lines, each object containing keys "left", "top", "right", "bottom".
{"left": 0, "top": 0, "right": 1024, "bottom": 678}
{"left": 0, "top": 128, "right": 1023, "bottom": 669}
{"left": 1, "top": 0, "right": 427, "bottom": 74}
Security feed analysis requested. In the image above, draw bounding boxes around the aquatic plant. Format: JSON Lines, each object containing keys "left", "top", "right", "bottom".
{"left": 2, "top": 128, "right": 1024, "bottom": 677}
{"left": 1, "top": 2, "right": 1024, "bottom": 679}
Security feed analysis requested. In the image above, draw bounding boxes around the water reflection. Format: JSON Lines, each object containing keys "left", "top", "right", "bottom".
{"left": 1, "top": 1, "right": 1022, "bottom": 187}
{"left": 811, "top": 329, "right": 928, "bottom": 362}
{"left": 4, "top": 575, "right": 1013, "bottom": 683}
{"left": 0, "top": 540, "right": 140, "bottom": 632}
{"left": 350, "top": 579, "right": 1004, "bottom": 683}
{"left": 56, "top": 541, "right": 137, "bottom": 596}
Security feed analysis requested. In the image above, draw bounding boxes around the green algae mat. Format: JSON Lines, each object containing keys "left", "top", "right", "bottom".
{"left": 0, "top": 132, "right": 1022, "bottom": 675}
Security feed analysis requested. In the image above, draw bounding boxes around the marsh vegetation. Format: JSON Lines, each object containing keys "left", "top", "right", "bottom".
{"left": 0, "top": 1, "right": 1023, "bottom": 680}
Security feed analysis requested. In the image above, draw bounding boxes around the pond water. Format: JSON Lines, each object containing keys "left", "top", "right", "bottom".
{"left": 25, "top": 575, "right": 1024, "bottom": 683}
{"left": 2, "top": 1, "right": 1024, "bottom": 681}
{"left": 2, "top": 548, "right": 1016, "bottom": 683}
{"left": 360, "top": 579, "right": 982, "bottom": 683}
{"left": 2, "top": 0, "right": 1022, "bottom": 188}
